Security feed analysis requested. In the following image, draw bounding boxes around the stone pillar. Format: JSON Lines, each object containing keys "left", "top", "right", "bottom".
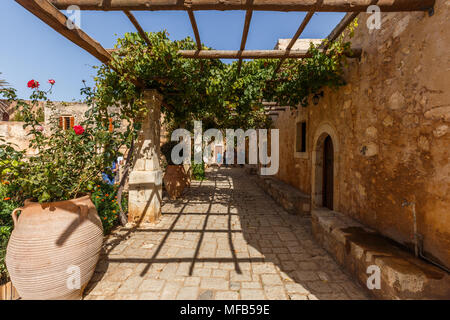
{"left": 128, "top": 90, "right": 163, "bottom": 224}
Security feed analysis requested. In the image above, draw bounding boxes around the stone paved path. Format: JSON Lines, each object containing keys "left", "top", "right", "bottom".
{"left": 84, "top": 167, "right": 369, "bottom": 300}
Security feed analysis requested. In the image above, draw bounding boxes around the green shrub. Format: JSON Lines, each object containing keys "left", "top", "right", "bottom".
{"left": 91, "top": 182, "right": 128, "bottom": 234}
{"left": 0, "top": 183, "right": 20, "bottom": 285}
{"left": 191, "top": 162, "right": 206, "bottom": 181}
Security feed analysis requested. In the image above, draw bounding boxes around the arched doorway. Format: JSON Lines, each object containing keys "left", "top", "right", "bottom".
{"left": 311, "top": 123, "right": 339, "bottom": 211}
{"left": 323, "top": 135, "right": 334, "bottom": 210}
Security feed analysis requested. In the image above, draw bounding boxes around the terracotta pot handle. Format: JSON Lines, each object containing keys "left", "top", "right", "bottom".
{"left": 11, "top": 208, "right": 22, "bottom": 228}
{"left": 78, "top": 204, "right": 89, "bottom": 219}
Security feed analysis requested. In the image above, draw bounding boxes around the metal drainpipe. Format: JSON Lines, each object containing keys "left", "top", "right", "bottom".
{"left": 402, "top": 200, "right": 450, "bottom": 273}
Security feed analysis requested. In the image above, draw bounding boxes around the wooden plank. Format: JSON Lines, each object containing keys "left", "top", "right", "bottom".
{"left": 50, "top": 0, "right": 435, "bottom": 12}
{"left": 124, "top": 10, "right": 152, "bottom": 47}
{"left": 187, "top": 9, "right": 202, "bottom": 50}
{"left": 15, "top": 0, "right": 144, "bottom": 87}
{"left": 285, "top": 11, "right": 315, "bottom": 51}
{"left": 108, "top": 48, "right": 361, "bottom": 59}
{"left": 237, "top": 2, "right": 253, "bottom": 74}
{"left": 16, "top": 0, "right": 112, "bottom": 65}
{"left": 320, "top": 11, "right": 358, "bottom": 50}
{"left": 274, "top": 10, "right": 314, "bottom": 74}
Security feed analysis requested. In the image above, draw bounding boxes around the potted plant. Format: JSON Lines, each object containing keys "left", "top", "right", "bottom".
{"left": 0, "top": 80, "right": 127, "bottom": 299}
{"left": 161, "top": 140, "right": 189, "bottom": 199}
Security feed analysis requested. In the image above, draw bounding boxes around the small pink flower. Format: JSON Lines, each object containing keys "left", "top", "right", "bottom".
{"left": 48, "top": 79, "right": 55, "bottom": 85}
{"left": 36, "top": 125, "right": 44, "bottom": 132}
{"left": 73, "top": 125, "right": 85, "bottom": 135}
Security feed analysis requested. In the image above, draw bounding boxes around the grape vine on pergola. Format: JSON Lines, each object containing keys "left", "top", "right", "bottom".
{"left": 16, "top": 0, "right": 435, "bottom": 89}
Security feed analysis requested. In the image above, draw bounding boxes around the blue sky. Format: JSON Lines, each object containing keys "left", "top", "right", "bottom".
{"left": 0, "top": 1, "right": 344, "bottom": 101}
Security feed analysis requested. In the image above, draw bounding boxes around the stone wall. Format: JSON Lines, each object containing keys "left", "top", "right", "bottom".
{"left": 44, "top": 102, "right": 90, "bottom": 125}
{"left": 272, "top": 0, "right": 450, "bottom": 269}
{"left": 0, "top": 121, "right": 38, "bottom": 155}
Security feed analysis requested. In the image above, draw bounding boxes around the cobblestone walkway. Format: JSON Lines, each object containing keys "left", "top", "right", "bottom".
{"left": 84, "top": 167, "right": 369, "bottom": 300}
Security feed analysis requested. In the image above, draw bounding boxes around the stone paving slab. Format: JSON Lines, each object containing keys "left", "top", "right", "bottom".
{"left": 84, "top": 167, "right": 370, "bottom": 300}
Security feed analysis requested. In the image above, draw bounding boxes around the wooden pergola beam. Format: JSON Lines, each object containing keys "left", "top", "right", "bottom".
{"left": 187, "top": 9, "right": 202, "bottom": 50}
{"left": 123, "top": 10, "right": 152, "bottom": 47}
{"left": 49, "top": 0, "right": 435, "bottom": 12}
{"left": 237, "top": 0, "right": 254, "bottom": 75}
{"left": 107, "top": 48, "right": 361, "bottom": 59}
{"left": 274, "top": 10, "right": 315, "bottom": 74}
{"left": 15, "top": 0, "right": 144, "bottom": 87}
{"left": 17, "top": 0, "right": 112, "bottom": 65}
{"left": 321, "top": 11, "right": 359, "bottom": 51}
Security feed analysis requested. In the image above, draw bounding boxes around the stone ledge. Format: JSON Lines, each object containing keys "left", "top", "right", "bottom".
{"left": 311, "top": 208, "right": 450, "bottom": 300}
{"left": 252, "top": 174, "right": 310, "bottom": 216}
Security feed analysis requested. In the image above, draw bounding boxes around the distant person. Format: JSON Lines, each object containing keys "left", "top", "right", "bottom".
{"left": 115, "top": 156, "right": 124, "bottom": 183}
{"left": 216, "top": 151, "right": 222, "bottom": 168}
{"left": 102, "top": 160, "right": 117, "bottom": 185}
{"left": 223, "top": 150, "right": 227, "bottom": 167}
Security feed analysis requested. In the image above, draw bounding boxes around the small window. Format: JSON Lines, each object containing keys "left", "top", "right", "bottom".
{"left": 296, "top": 121, "right": 307, "bottom": 153}
{"left": 59, "top": 116, "right": 74, "bottom": 130}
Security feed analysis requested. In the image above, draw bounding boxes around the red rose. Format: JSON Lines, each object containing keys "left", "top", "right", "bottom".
{"left": 73, "top": 125, "right": 85, "bottom": 135}
{"left": 27, "top": 80, "right": 39, "bottom": 89}
{"left": 48, "top": 79, "right": 55, "bottom": 85}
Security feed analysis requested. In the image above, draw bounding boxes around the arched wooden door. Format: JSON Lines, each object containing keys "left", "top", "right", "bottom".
{"left": 323, "top": 135, "right": 334, "bottom": 210}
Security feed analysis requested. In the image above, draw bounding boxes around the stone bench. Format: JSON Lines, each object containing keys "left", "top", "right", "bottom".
{"left": 311, "top": 208, "right": 450, "bottom": 300}
{"left": 253, "top": 175, "right": 310, "bottom": 216}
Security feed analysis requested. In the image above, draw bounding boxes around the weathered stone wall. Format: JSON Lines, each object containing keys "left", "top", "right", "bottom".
{"left": 0, "top": 121, "right": 39, "bottom": 155}
{"left": 44, "top": 102, "right": 90, "bottom": 125}
{"left": 0, "top": 100, "right": 46, "bottom": 120}
{"left": 273, "top": 1, "right": 450, "bottom": 268}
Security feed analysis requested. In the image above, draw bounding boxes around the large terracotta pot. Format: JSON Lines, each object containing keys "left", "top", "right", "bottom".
{"left": 5, "top": 195, "right": 103, "bottom": 300}
{"left": 163, "top": 165, "right": 189, "bottom": 200}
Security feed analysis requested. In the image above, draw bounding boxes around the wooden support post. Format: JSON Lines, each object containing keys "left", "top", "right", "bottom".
{"left": 128, "top": 90, "right": 163, "bottom": 224}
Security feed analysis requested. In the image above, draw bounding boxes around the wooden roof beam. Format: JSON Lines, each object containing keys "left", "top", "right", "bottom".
{"left": 17, "top": 0, "right": 112, "bottom": 64}
{"left": 237, "top": 0, "right": 254, "bottom": 75}
{"left": 123, "top": 10, "right": 152, "bottom": 47}
{"left": 273, "top": 10, "right": 315, "bottom": 74}
{"left": 16, "top": 0, "right": 144, "bottom": 87}
{"left": 108, "top": 48, "right": 362, "bottom": 59}
{"left": 49, "top": 0, "right": 435, "bottom": 12}
{"left": 187, "top": 10, "right": 202, "bottom": 50}
{"left": 320, "top": 11, "right": 358, "bottom": 50}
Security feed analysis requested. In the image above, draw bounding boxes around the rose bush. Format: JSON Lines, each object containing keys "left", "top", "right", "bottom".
{"left": 0, "top": 81, "right": 132, "bottom": 203}
{"left": 27, "top": 80, "right": 39, "bottom": 89}
{"left": 73, "top": 125, "right": 85, "bottom": 135}
{"left": 0, "top": 79, "right": 136, "bottom": 283}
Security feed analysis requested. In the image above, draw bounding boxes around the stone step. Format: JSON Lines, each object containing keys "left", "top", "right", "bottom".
{"left": 311, "top": 208, "right": 450, "bottom": 300}
{"left": 251, "top": 173, "right": 310, "bottom": 216}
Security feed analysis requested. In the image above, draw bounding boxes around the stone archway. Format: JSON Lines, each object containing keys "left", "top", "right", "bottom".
{"left": 311, "top": 122, "right": 340, "bottom": 211}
